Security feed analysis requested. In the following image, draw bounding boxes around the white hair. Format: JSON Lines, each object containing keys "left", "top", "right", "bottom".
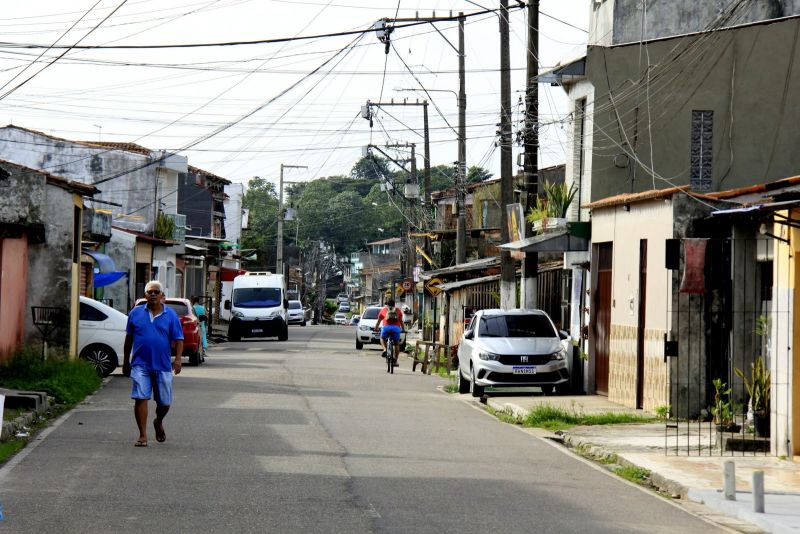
{"left": 144, "top": 280, "right": 164, "bottom": 294}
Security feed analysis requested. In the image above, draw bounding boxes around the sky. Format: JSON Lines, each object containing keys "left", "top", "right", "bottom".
{"left": 0, "top": 0, "right": 590, "bottom": 191}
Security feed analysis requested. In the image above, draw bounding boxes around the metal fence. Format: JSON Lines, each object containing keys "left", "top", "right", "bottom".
{"left": 665, "top": 237, "right": 781, "bottom": 456}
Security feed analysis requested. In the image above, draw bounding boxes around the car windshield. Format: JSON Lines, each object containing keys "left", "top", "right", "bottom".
{"left": 362, "top": 307, "right": 380, "bottom": 319}
{"left": 233, "top": 288, "right": 281, "bottom": 308}
{"left": 288, "top": 301, "right": 302, "bottom": 309}
{"left": 478, "top": 314, "right": 556, "bottom": 338}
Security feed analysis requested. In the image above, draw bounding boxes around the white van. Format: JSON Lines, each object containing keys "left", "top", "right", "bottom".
{"left": 224, "top": 272, "right": 288, "bottom": 341}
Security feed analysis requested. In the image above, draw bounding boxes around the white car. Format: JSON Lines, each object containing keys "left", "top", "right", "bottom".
{"left": 287, "top": 300, "right": 306, "bottom": 326}
{"left": 77, "top": 296, "right": 128, "bottom": 377}
{"left": 457, "top": 309, "right": 569, "bottom": 397}
{"left": 355, "top": 305, "right": 407, "bottom": 350}
{"left": 334, "top": 312, "right": 348, "bottom": 325}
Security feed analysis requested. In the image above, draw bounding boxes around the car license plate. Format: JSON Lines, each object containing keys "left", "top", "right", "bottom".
{"left": 252, "top": 328, "right": 263, "bottom": 333}
{"left": 512, "top": 366, "right": 536, "bottom": 374}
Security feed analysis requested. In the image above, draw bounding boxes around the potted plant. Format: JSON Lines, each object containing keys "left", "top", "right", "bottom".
{"left": 525, "top": 181, "right": 577, "bottom": 233}
{"left": 735, "top": 356, "right": 771, "bottom": 437}
{"left": 711, "top": 378, "right": 741, "bottom": 433}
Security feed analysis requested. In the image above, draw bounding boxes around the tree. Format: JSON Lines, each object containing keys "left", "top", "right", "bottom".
{"left": 351, "top": 155, "right": 395, "bottom": 182}
{"left": 241, "top": 177, "right": 278, "bottom": 270}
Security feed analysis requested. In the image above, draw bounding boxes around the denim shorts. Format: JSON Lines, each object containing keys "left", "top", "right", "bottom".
{"left": 130, "top": 366, "right": 173, "bottom": 406}
{"left": 380, "top": 324, "right": 401, "bottom": 342}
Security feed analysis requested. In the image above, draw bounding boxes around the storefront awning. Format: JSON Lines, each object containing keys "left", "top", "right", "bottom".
{"left": 498, "top": 228, "right": 589, "bottom": 253}
{"left": 82, "top": 249, "right": 116, "bottom": 273}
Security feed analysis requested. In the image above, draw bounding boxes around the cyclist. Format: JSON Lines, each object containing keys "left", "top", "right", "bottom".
{"left": 374, "top": 298, "right": 403, "bottom": 365}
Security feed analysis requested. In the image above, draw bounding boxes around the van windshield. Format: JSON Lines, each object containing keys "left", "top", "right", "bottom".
{"left": 233, "top": 288, "right": 282, "bottom": 308}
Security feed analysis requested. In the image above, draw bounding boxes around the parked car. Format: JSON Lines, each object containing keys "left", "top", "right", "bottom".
{"left": 134, "top": 297, "right": 204, "bottom": 366}
{"left": 287, "top": 300, "right": 306, "bottom": 326}
{"left": 349, "top": 314, "right": 360, "bottom": 326}
{"left": 336, "top": 293, "right": 349, "bottom": 304}
{"left": 456, "top": 309, "right": 569, "bottom": 397}
{"left": 78, "top": 296, "right": 128, "bottom": 377}
{"left": 355, "top": 305, "right": 406, "bottom": 350}
{"left": 338, "top": 303, "right": 351, "bottom": 313}
{"left": 334, "top": 312, "right": 348, "bottom": 325}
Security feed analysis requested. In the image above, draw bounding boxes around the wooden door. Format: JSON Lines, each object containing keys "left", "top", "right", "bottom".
{"left": 594, "top": 243, "right": 613, "bottom": 395}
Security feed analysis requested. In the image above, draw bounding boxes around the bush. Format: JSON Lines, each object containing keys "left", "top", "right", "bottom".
{"left": 0, "top": 345, "right": 101, "bottom": 405}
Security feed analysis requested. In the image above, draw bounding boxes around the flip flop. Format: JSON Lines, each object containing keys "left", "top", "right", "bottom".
{"left": 153, "top": 420, "right": 166, "bottom": 443}
{"left": 134, "top": 439, "right": 148, "bottom": 447}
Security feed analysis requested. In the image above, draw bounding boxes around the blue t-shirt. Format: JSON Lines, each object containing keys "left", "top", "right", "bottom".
{"left": 126, "top": 305, "right": 184, "bottom": 372}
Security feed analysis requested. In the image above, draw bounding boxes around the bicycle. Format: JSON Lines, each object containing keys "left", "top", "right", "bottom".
{"left": 386, "top": 337, "right": 395, "bottom": 373}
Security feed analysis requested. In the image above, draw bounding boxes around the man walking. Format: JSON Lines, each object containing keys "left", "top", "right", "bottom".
{"left": 123, "top": 281, "right": 184, "bottom": 447}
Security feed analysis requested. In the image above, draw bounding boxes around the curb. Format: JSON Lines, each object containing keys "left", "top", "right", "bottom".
{"left": 558, "top": 431, "right": 690, "bottom": 499}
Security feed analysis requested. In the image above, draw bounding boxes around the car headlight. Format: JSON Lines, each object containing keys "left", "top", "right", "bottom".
{"left": 359, "top": 325, "right": 370, "bottom": 331}
{"left": 232, "top": 310, "right": 244, "bottom": 318}
{"left": 477, "top": 351, "right": 501, "bottom": 361}
{"left": 549, "top": 349, "right": 567, "bottom": 361}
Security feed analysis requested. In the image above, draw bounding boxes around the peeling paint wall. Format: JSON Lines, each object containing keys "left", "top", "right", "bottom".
{"left": 25, "top": 184, "right": 78, "bottom": 349}
{"left": 0, "top": 127, "right": 156, "bottom": 233}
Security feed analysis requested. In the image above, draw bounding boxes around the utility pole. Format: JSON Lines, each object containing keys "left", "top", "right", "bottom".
{"left": 277, "top": 164, "right": 307, "bottom": 278}
{"left": 455, "top": 12, "right": 467, "bottom": 265}
{"left": 371, "top": 13, "right": 466, "bottom": 263}
{"left": 499, "top": 0, "right": 516, "bottom": 309}
{"left": 522, "top": 0, "right": 540, "bottom": 309}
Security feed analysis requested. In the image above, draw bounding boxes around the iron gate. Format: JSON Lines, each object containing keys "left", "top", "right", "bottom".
{"left": 664, "top": 237, "right": 782, "bottom": 456}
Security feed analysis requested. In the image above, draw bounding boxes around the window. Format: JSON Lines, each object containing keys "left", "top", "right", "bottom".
{"left": 232, "top": 287, "right": 281, "bottom": 308}
{"left": 690, "top": 110, "right": 713, "bottom": 192}
{"left": 80, "top": 302, "right": 108, "bottom": 322}
{"left": 478, "top": 314, "right": 556, "bottom": 338}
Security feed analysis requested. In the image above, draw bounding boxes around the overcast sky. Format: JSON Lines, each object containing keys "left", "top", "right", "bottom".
{"left": 0, "top": 0, "right": 589, "bottom": 189}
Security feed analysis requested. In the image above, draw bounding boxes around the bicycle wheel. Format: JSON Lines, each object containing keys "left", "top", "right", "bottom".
{"left": 387, "top": 344, "right": 393, "bottom": 373}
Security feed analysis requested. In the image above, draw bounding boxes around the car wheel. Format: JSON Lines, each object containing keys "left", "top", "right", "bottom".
{"left": 301, "top": 320, "right": 306, "bottom": 327}
{"left": 79, "top": 344, "right": 118, "bottom": 377}
{"left": 458, "top": 369, "right": 470, "bottom": 394}
{"left": 556, "top": 383, "right": 570, "bottom": 395}
{"left": 470, "top": 366, "right": 484, "bottom": 398}
{"left": 228, "top": 328, "right": 240, "bottom": 342}
{"left": 189, "top": 349, "right": 201, "bottom": 366}
{"left": 356, "top": 339, "right": 363, "bottom": 350}
{"left": 278, "top": 325, "right": 288, "bottom": 341}
{"left": 541, "top": 385, "right": 554, "bottom": 395}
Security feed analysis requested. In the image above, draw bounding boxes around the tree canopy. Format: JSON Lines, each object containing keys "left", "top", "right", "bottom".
{"left": 239, "top": 158, "right": 492, "bottom": 260}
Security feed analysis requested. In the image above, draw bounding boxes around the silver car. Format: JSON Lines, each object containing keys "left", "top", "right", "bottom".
{"left": 457, "top": 309, "right": 569, "bottom": 397}
{"left": 287, "top": 300, "right": 306, "bottom": 326}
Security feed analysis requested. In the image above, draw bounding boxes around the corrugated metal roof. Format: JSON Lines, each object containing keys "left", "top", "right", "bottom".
{"left": 367, "top": 237, "right": 402, "bottom": 246}
{"left": 420, "top": 256, "right": 500, "bottom": 279}
{"left": 438, "top": 274, "right": 500, "bottom": 292}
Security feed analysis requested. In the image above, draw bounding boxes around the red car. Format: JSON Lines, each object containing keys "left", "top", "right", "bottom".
{"left": 134, "top": 297, "right": 204, "bottom": 366}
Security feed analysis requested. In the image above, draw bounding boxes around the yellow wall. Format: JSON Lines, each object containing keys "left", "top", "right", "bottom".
{"left": 591, "top": 197, "right": 673, "bottom": 410}
{"left": 769, "top": 210, "right": 798, "bottom": 458}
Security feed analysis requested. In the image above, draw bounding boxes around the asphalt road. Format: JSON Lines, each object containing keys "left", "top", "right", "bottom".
{"left": 0, "top": 325, "right": 725, "bottom": 533}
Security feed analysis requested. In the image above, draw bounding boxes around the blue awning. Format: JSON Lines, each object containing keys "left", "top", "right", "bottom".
{"left": 93, "top": 271, "right": 127, "bottom": 288}
{"left": 82, "top": 249, "right": 116, "bottom": 273}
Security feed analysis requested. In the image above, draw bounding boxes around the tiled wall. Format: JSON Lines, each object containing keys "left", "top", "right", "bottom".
{"left": 608, "top": 324, "right": 669, "bottom": 411}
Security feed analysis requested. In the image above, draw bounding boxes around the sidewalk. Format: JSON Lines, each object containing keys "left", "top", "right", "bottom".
{"left": 486, "top": 394, "right": 800, "bottom": 534}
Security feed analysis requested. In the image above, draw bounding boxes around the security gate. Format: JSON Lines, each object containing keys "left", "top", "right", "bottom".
{"left": 665, "top": 237, "right": 778, "bottom": 456}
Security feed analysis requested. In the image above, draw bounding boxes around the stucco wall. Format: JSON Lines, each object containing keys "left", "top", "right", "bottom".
{"left": 0, "top": 127, "right": 156, "bottom": 233}
{"left": 592, "top": 0, "right": 800, "bottom": 46}
{"left": 588, "top": 16, "right": 800, "bottom": 201}
{"left": 25, "top": 185, "right": 77, "bottom": 348}
{"left": 590, "top": 197, "right": 673, "bottom": 410}
{"left": 0, "top": 162, "right": 46, "bottom": 227}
